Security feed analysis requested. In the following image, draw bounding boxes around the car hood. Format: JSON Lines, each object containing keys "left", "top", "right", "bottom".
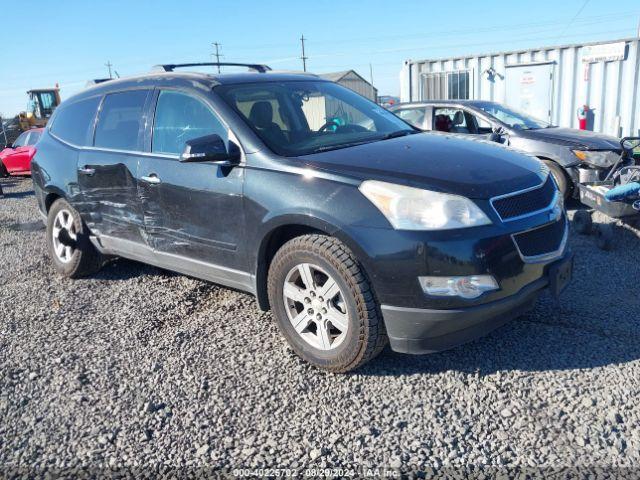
{"left": 521, "top": 127, "right": 621, "bottom": 150}
{"left": 299, "top": 133, "right": 546, "bottom": 199}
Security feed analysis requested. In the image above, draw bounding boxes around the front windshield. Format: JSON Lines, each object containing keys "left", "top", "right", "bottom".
{"left": 217, "top": 80, "right": 414, "bottom": 156}
{"left": 476, "top": 103, "right": 552, "bottom": 130}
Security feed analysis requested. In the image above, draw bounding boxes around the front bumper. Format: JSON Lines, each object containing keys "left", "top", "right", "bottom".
{"left": 383, "top": 252, "right": 572, "bottom": 354}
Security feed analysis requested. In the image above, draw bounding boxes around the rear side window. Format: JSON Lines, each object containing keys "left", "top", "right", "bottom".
{"left": 49, "top": 96, "right": 100, "bottom": 146}
{"left": 152, "top": 90, "right": 228, "bottom": 155}
{"left": 94, "top": 90, "right": 149, "bottom": 151}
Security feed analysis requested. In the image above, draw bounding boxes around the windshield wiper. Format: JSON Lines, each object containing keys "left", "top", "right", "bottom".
{"left": 380, "top": 129, "right": 418, "bottom": 140}
{"left": 310, "top": 139, "right": 379, "bottom": 153}
{"left": 308, "top": 130, "right": 418, "bottom": 154}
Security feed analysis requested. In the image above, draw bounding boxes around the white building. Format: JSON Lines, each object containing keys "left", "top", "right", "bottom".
{"left": 400, "top": 37, "right": 640, "bottom": 137}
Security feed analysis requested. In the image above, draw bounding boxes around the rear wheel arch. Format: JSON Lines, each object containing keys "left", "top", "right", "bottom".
{"left": 42, "top": 185, "right": 70, "bottom": 212}
{"left": 45, "top": 192, "right": 62, "bottom": 212}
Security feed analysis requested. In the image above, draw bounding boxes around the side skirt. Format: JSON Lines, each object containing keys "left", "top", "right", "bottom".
{"left": 92, "top": 235, "right": 256, "bottom": 295}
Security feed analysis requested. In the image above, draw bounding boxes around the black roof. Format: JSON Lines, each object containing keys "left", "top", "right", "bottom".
{"left": 66, "top": 70, "right": 326, "bottom": 104}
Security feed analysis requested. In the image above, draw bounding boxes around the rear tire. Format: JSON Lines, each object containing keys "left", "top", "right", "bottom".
{"left": 0, "top": 162, "right": 8, "bottom": 178}
{"left": 542, "top": 160, "right": 571, "bottom": 199}
{"left": 268, "top": 234, "right": 387, "bottom": 373}
{"left": 46, "top": 198, "right": 103, "bottom": 278}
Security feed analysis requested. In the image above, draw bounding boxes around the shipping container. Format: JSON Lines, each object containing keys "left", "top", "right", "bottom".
{"left": 400, "top": 37, "right": 640, "bottom": 137}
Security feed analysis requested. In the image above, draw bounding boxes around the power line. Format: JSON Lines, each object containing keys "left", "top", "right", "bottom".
{"left": 555, "top": 0, "right": 591, "bottom": 44}
{"left": 225, "top": 10, "right": 638, "bottom": 53}
{"left": 300, "top": 35, "right": 308, "bottom": 72}
{"left": 211, "top": 42, "right": 223, "bottom": 73}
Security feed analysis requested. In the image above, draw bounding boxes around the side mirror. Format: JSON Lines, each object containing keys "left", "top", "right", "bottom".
{"left": 180, "top": 134, "right": 240, "bottom": 166}
{"left": 490, "top": 125, "right": 507, "bottom": 143}
{"left": 621, "top": 137, "right": 640, "bottom": 153}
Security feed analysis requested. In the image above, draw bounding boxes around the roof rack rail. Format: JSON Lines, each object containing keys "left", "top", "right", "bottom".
{"left": 153, "top": 62, "right": 272, "bottom": 73}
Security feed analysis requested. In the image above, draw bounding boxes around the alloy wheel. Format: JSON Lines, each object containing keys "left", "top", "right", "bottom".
{"left": 52, "top": 209, "right": 77, "bottom": 263}
{"left": 282, "top": 263, "right": 349, "bottom": 350}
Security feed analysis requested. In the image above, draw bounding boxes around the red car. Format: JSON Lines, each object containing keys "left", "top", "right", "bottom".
{"left": 0, "top": 128, "right": 43, "bottom": 176}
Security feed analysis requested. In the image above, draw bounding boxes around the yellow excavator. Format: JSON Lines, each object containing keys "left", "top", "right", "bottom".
{"left": 1, "top": 87, "right": 61, "bottom": 147}
{"left": 19, "top": 88, "right": 62, "bottom": 129}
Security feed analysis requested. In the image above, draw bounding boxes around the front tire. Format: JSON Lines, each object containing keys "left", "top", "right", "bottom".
{"left": 46, "top": 198, "right": 103, "bottom": 278}
{"left": 268, "top": 234, "right": 387, "bottom": 372}
{"left": 542, "top": 160, "right": 571, "bottom": 199}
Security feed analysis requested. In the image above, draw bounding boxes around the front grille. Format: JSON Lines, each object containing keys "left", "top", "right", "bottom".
{"left": 492, "top": 177, "right": 557, "bottom": 221}
{"left": 512, "top": 215, "right": 567, "bottom": 259}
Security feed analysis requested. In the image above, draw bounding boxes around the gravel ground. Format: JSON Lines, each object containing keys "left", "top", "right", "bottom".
{"left": 2, "top": 176, "right": 640, "bottom": 477}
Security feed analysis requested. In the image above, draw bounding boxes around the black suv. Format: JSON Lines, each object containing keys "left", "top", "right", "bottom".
{"left": 32, "top": 63, "right": 573, "bottom": 372}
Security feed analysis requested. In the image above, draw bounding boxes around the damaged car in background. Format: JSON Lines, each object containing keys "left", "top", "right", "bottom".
{"left": 390, "top": 100, "right": 625, "bottom": 199}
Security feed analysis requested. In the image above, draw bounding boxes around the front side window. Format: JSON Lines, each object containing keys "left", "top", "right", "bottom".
{"left": 152, "top": 90, "right": 228, "bottom": 155}
{"left": 433, "top": 107, "right": 469, "bottom": 133}
{"left": 12, "top": 132, "right": 29, "bottom": 147}
{"left": 49, "top": 96, "right": 101, "bottom": 146}
{"left": 217, "top": 80, "right": 413, "bottom": 156}
{"left": 94, "top": 90, "right": 149, "bottom": 151}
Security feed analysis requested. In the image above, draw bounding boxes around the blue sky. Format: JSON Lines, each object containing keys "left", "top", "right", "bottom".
{"left": 1, "top": 0, "right": 639, "bottom": 116}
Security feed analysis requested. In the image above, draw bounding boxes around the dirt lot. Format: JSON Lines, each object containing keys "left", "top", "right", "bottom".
{"left": 1, "top": 176, "right": 640, "bottom": 476}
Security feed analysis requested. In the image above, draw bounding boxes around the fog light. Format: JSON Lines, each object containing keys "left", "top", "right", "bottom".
{"left": 418, "top": 275, "right": 499, "bottom": 299}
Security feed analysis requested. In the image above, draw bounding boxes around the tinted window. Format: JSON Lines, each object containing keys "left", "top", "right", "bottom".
{"left": 218, "top": 81, "right": 411, "bottom": 156}
{"left": 152, "top": 90, "right": 227, "bottom": 155}
{"left": 12, "top": 131, "right": 29, "bottom": 147}
{"left": 26, "top": 131, "right": 42, "bottom": 146}
{"left": 94, "top": 90, "right": 149, "bottom": 151}
{"left": 49, "top": 96, "right": 100, "bottom": 146}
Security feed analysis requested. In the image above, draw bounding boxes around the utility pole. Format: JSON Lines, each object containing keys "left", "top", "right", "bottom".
{"left": 300, "top": 35, "right": 308, "bottom": 72}
{"left": 211, "top": 42, "right": 223, "bottom": 73}
{"left": 105, "top": 61, "right": 113, "bottom": 79}
{"left": 369, "top": 63, "right": 376, "bottom": 101}
{"left": 0, "top": 116, "right": 7, "bottom": 148}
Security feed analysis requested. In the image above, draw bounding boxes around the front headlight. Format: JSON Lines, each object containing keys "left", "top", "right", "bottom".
{"left": 572, "top": 149, "right": 617, "bottom": 168}
{"left": 359, "top": 180, "right": 491, "bottom": 230}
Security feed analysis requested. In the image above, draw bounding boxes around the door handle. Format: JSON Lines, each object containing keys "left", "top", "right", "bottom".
{"left": 78, "top": 166, "right": 95, "bottom": 176}
{"left": 141, "top": 174, "right": 161, "bottom": 184}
